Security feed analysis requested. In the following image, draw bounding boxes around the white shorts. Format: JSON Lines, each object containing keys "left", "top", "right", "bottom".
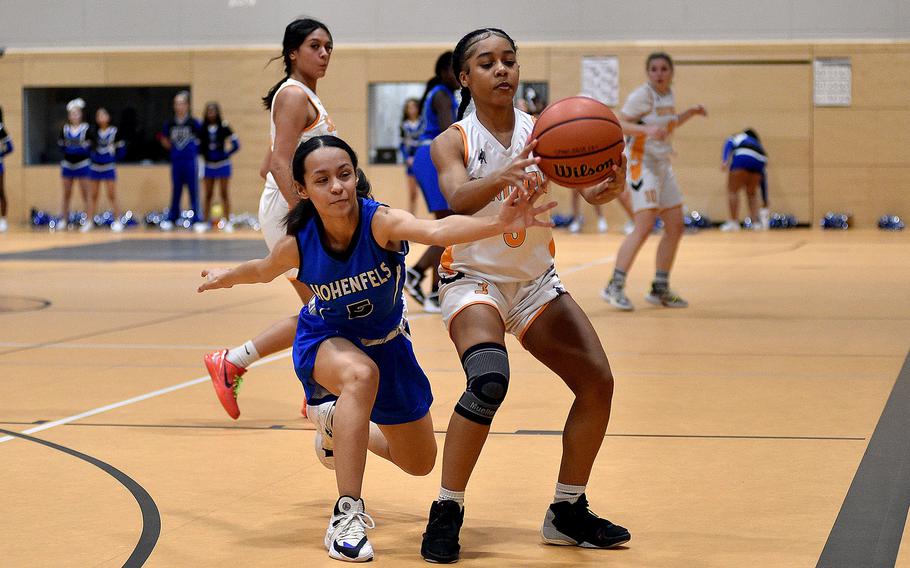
{"left": 439, "top": 266, "right": 566, "bottom": 342}
{"left": 258, "top": 184, "right": 296, "bottom": 279}
{"left": 627, "top": 158, "right": 683, "bottom": 213}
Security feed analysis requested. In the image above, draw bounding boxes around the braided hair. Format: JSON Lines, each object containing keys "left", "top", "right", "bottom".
{"left": 452, "top": 28, "right": 518, "bottom": 121}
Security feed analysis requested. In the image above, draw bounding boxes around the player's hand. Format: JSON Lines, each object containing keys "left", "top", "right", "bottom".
{"left": 198, "top": 268, "right": 233, "bottom": 292}
{"left": 497, "top": 187, "right": 556, "bottom": 233}
{"left": 691, "top": 104, "right": 707, "bottom": 117}
{"left": 580, "top": 154, "right": 626, "bottom": 206}
{"left": 496, "top": 139, "right": 540, "bottom": 196}
{"left": 645, "top": 125, "right": 668, "bottom": 141}
{"left": 406, "top": 156, "right": 414, "bottom": 167}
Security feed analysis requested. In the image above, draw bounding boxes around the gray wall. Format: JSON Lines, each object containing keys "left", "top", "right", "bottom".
{"left": 2, "top": 0, "right": 910, "bottom": 49}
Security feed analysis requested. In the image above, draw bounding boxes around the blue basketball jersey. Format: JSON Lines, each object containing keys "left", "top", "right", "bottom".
{"left": 419, "top": 85, "right": 457, "bottom": 142}
{"left": 295, "top": 198, "right": 408, "bottom": 341}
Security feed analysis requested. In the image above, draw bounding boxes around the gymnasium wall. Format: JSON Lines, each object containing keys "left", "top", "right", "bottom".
{"left": 0, "top": 40, "right": 907, "bottom": 228}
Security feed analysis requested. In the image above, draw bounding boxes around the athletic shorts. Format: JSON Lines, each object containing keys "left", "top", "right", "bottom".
{"left": 204, "top": 163, "right": 232, "bottom": 179}
{"left": 293, "top": 309, "right": 433, "bottom": 426}
{"left": 412, "top": 144, "right": 449, "bottom": 213}
{"left": 258, "top": 183, "right": 296, "bottom": 279}
{"left": 627, "top": 158, "right": 683, "bottom": 213}
{"left": 439, "top": 265, "right": 566, "bottom": 342}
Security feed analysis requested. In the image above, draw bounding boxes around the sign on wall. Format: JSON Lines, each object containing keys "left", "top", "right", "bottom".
{"left": 581, "top": 56, "right": 620, "bottom": 106}
{"left": 813, "top": 58, "right": 852, "bottom": 107}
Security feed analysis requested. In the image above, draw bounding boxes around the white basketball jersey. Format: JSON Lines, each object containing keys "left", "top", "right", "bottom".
{"left": 622, "top": 83, "right": 676, "bottom": 162}
{"left": 441, "top": 109, "right": 555, "bottom": 283}
{"left": 265, "top": 78, "right": 336, "bottom": 190}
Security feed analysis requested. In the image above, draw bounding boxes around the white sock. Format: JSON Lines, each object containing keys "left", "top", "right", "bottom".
{"left": 226, "top": 340, "right": 260, "bottom": 369}
{"left": 554, "top": 482, "right": 585, "bottom": 504}
{"left": 439, "top": 487, "right": 465, "bottom": 509}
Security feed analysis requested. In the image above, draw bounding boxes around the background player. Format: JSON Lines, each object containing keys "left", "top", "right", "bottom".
{"left": 201, "top": 101, "right": 241, "bottom": 231}
{"left": 403, "top": 51, "right": 459, "bottom": 314}
{"left": 399, "top": 98, "right": 422, "bottom": 215}
{"left": 58, "top": 98, "right": 93, "bottom": 231}
{"left": 720, "top": 128, "right": 769, "bottom": 231}
{"left": 158, "top": 91, "right": 203, "bottom": 231}
{"left": 205, "top": 18, "right": 336, "bottom": 420}
{"left": 602, "top": 52, "right": 707, "bottom": 311}
{"left": 0, "top": 106, "right": 12, "bottom": 233}
{"left": 198, "top": 135, "right": 554, "bottom": 562}
{"left": 420, "top": 28, "right": 631, "bottom": 563}
{"left": 89, "top": 107, "right": 125, "bottom": 232}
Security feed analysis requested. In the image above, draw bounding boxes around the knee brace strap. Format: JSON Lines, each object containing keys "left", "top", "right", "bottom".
{"left": 455, "top": 342, "right": 510, "bottom": 426}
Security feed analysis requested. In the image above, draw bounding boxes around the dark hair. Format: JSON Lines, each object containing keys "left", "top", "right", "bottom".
{"left": 0, "top": 106, "right": 4, "bottom": 124}
{"left": 452, "top": 28, "right": 518, "bottom": 120}
{"left": 284, "top": 135, "right": 372, "bottom": 234}
{"left": 417, "top": 51, "right": 454, "bottom": 115}
{"left": 262, "top": 18, "right": 332, "bottom": 110}
{"left": 203, "top": 102, "right": 223, "bottom": 126}
{"left": 743, "top": 128, "right": 760, "bottom": 141}
{"left": 646, "top": 52, "right": 674, "bottom": 71}
{"left": 401, "top": 98, "right": 420, "bottom": 122}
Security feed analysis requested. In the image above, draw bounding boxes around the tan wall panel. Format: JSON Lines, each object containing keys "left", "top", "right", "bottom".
{"left": 848, "top": 51, "right": 910, "bottom": 108}
{"left": 814, "top": 109, "right": 910, "bottom": 166}
{"left": 814, "top": 167, "right": 910, "bottom": 227}
{"left": 23, "top": 54, "right": 106, "bottom": 85}
{"left": 104, "top": 53, "right": 192, "bottom": 85}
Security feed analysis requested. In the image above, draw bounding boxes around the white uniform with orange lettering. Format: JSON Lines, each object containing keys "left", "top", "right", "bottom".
{"left": 622, "top": 83, "right": 683, "bottom": 212}
{"left": 439, "top": 108, "right": 566, "bottom": 341}
{"left": 259, "top": 78, "right": 337, "bottom": 277}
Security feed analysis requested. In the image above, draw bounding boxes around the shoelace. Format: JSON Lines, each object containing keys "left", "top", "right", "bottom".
{"left": 334, "top": 511, "right": 376, "bottom": 544}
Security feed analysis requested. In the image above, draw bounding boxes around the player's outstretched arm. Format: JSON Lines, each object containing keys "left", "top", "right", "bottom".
{"left": 372, "top": 189, "right": 556, "bottom": 249}
{"left": 579, "top": 154, "right": 627, "bottom": 206}
{"left": 198, "top": 236, "right": 300, "bottom": 292}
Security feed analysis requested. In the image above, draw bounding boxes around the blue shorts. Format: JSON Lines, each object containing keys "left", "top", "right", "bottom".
{"left": 0, "top": 163, "right": 4, "bottom": 175}
{"left": 412, "top": 144, "right": 450, "bottom": 213}
{"left": 89, "top": 166, "right": 116, "bottom": 181}
{"left": 204, "top": 163, "right": 232, "bottom": 179}
{"left": 61, "top": 162, "right": 91, "bottom": 179}
{"left": 293, "top": 310, "right": 433, "bottom": 425}
{"left": 730, "top": 154, "right": 765, "bottom": 174}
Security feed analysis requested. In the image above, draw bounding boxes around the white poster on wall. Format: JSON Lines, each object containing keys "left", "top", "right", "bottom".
{"left": 814, "top": 58, "right": 852, "bottom": 106}
{"left": 581, "top": 56, "right": 619, "bottom": 106}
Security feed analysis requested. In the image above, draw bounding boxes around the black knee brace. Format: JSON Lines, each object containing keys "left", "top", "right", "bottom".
{"left": 454, "top": 342, "right": 510, "bottom": 425}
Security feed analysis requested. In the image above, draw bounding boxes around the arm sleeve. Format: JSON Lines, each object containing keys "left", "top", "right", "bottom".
{"left": 225, "top": 124, "right": 240, "bottom": 155}
{"left": 722, "top": 137, "right": 734, "bottom": 163}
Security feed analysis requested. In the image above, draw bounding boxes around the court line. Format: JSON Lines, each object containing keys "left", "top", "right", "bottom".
{"left": 0, "top": 426, "right": 160, "bottom": 567}
{"left": 816, "top": 349, "right": 910, "bottom": 568}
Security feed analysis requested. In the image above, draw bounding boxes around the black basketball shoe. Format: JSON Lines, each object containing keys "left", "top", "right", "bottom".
{"left": 540, "top": 493, "right": 630, "bottom": 548}
{"left": 404, "top": 266, "right": 426, "bottom": 305}
{"left": 421, "top": 500, "right": 464, "bottom": 563}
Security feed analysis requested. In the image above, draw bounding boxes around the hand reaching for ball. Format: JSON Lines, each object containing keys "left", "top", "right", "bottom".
{"left": 579, "top": 154, "right": 627, "bottom": 206}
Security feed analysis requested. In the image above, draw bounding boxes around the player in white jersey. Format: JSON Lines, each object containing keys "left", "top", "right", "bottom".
{"left": 603, "top": 52, "right": 707, "bottom": 311}
{"left": 419, "top": 28, "right": 631, "bottom": 564}
{"left": 204, "top": 18, "right": 337, "bottom": 420}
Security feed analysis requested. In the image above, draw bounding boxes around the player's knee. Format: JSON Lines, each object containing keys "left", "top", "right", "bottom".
{"left": 403, "top": 446, "right": 437, "bottom": 476}
{"left": 454, "top": 343, "right": 510, "bottom": 425}
{"left": 340, "top": 362, "right": 379, "bottom": 396}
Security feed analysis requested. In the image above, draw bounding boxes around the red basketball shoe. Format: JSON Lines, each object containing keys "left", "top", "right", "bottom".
{"left": 205, "top": 349, "right": 246, "bottom": 419}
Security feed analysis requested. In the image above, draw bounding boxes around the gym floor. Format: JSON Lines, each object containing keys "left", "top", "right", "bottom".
{"left": 1, "top": 227, "right": 908, "bottom": 567}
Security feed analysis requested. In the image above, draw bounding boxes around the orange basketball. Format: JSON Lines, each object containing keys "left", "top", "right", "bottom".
{"left": 531, "top": 96, "right": 624, "bottom": 188}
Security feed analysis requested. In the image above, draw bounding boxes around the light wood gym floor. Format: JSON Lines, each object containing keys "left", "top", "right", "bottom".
{"left": 1, "top": 226, "right": 908, "bottom": 567}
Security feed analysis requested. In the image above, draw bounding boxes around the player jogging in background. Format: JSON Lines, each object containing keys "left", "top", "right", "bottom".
{"left": 205, "top": 18, "right": 336, "bottom": 420}
{"left": 419, "top": 27, "right": 631, "bottom": 563}
{"left": 720, "top": 128, "right": 768, "bottom": 231}
{"left": 0, "top": 106, "right": 13, "bottom": 233}
{"left": 602, "top": 52, "right": 707, "bottom": 311}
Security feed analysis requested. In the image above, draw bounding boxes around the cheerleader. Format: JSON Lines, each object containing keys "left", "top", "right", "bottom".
{"left": 58, "top": 98, "right": 93, "bottom": 230}
{"left": 201, "top": 102, "right": 240, "bottom": 231}
{"left": 89, "top": 108, "right": 126, "bottom": 232}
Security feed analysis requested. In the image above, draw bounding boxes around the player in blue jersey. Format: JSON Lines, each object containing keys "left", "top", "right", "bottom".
{"left": 198, "top": 135, "right": 554, "bottom": 562}
{"left": 58, "top": 98, "right": 93, "bottom": 230}
{"left": 201, "top": 101, "right": 240, "bottom": 231}
{"left": 0, "top": 106, "right": 13, "bottom": 232}
{"left": 403, "top": 51, "right": 460, "bottom": 314}
{"left": 720, "top": 128, "right": 769, "bottom": 231}
{"left": 89, "top": 107, "right": 126, "bottom": 232}
{"left": 399, "top": 98, "right": 422, "bottom": 215}
{"left": 158, "top": 91, "right": 203, "bottom": 231}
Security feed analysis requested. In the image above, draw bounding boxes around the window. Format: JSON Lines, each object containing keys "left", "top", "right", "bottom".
{"left": 23, "top": 86, "right": 191, "bottom": 165}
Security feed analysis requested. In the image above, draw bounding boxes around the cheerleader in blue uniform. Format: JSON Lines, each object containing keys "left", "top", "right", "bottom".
{"left": 0, "top": 106, "right": 13, "bottom": 232}
{"left": 198, "top": 135, "right": 553, "bottom": 562}
{"left": 399, "top": 98, "right": 422, "bottom": 215}
{"left": 58, "top": 98, "right": 93, "bottom": 230}
{"left": 158, "top": 91, "right": 203, "bottom": 231}
{"left": 89, "top": 108, "right": 126, "bottom": 232}
{"left": 201, "top": 102, "right": 240, "bottom": 231}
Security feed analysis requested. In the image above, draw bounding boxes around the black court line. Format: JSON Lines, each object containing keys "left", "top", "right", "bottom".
{"left": 0, "top": 238, "right": 268, "bottom": 262}
{"left": 0, "top": 421, "right": 866, "bottom": 441}
{"left": 0, "top": 427, "right": 160, "bottom": 568}
{"left": 816, "top": 350, "right": 910, "bottom": 568}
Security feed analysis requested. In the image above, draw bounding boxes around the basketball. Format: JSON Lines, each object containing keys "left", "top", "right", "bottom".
{"left": 531, "top": 96, "right": 625, "bottom": 188}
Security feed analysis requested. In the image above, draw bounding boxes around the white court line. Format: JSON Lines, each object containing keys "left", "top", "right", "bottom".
{"left": 0, "top": 256, "right": 616, "bottom": 446}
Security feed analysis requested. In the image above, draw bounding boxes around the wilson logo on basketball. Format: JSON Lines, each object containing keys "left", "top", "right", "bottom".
{"left": 552, "top": 157, "right": 619, "bottom": 181}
